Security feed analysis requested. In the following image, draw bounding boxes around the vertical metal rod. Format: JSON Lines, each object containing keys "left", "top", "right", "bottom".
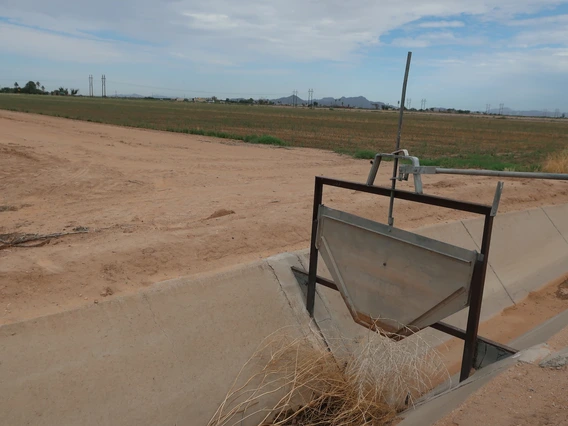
{"left": 460, "top": 214, "right": 495, "bottom": 381}
{"left": 388, "top": 51, "right": 412, "bottom": 226}
{"left": 307, "top": 177, "right": 323, "bottom": 316}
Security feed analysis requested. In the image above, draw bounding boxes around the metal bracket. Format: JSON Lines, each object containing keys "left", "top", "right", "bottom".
{"left": 367, "top": 150, "right": 424, "bottom": 194}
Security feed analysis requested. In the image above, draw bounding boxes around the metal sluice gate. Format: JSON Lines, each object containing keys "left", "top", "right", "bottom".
{"left": 291, "top": 169, "right": 517, "bottom": 383}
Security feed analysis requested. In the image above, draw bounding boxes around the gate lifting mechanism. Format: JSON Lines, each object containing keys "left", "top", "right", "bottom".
{"left": 292, "top": 51, "right": 568, "bottom": 382}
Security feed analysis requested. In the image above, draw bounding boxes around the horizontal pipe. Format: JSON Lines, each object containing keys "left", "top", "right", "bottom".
{"left": 436, "top": 168, "right": 568, "bottom": 181}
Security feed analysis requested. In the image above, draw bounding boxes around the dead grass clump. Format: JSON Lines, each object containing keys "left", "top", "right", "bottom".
{"left": 542, "top": 150, "right": 568, "bottom": 173}
{"left": 208, "top": 326, "right": 448, "bottom": 426}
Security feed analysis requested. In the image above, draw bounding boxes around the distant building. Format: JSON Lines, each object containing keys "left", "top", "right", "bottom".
{"left": 193, "top": 97, "right": 208, "bottom": 103}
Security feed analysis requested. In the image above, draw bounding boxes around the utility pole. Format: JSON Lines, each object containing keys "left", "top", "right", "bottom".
{"left": 499, "top": 103, "right": 504, "bottom": 115}
{"left": 88, "top": 75, "right": 94, "bottom": 97}
{"left": 307, "top": 89, "right": 314, "bottom": 107}
{"left": 292, "top": 90, "right": 298, "bottom": 107}
{"left": 486, "top": 104, "right": 491, "bottom": 114}
{"left": 554, "top": 108, "right": 560, "bottom": 118}
{"left": 420, "top": 99, "right": 426, "bottom": 110}
{"left": 101, "top": 74, "right": 106, "bottom": 97}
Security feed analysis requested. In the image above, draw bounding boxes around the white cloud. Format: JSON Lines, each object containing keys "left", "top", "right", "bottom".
{"left": 418, "top": 20, "right": 465, "bottom": 28}
{"left": 2, "top": 0, "right": 568, "bottom": 64}
{"left": 391, "top": 31, "right": 485, "bottom": 48}
{"left": 513, "top": 28, "right": 568, "bottom": 47}
{"left": 508, "top": 14, "right": 568, "bottom": 26}
{"left": 428, "top": 48, "right": 568, "bottom": 77}
{"left": 0, "top": 23, "right": 153, "bottom": 63}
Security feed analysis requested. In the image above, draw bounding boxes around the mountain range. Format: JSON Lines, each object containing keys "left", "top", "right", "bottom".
{"left": 271, "top": 95, "right": 385, "bottom": 109}
{"left": 487, "top": 107, "right": 565, "bottom": 118}
{"left": 112, "top": 93, "right": 565, "bottom": 116}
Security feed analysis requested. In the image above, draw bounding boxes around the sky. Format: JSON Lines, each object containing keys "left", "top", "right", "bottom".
{"left": 1, "top": 0, "right": 568, "bottom": 112}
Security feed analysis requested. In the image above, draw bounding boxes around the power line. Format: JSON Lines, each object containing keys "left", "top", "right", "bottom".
{"left": 103, "top": 80, "right": 291, "bottom": 97}
{"left": 292, "top": 90, "right": 299, "bottom": 107}
{"left": 101, "top": 74, "right": 106, "bottom": 97}
{"left": 406, "top": 98, "right": 412, "bottom": 109}
{"left": 307, "top": 88, "right": 314, "bottom": 108}
{"left": 88, "top": 75, "right": 93, "bottom": 97}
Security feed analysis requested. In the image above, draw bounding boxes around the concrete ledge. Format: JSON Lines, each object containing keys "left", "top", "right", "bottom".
{"left": 465, "top": 207, "right": 568, "bottom": 303}
{"left": 0, "top": 261, "right": 311, "bottom": 426}
{"left": 399, "top": 309, "right": 568, "bottom": 426}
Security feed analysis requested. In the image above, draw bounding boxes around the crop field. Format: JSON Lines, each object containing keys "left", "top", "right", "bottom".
{"left": 1, "top": 94, "right": 567, "bottom": 170}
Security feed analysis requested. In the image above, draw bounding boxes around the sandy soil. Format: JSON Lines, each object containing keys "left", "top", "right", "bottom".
{"left": 1, "top": 110, "right": 568, "bottom": 324}
{"left": 435, "top": 324, "right": 568, "bottom": 426}
{"left": 435, "top": 363, "right": 568, "bottom": 426}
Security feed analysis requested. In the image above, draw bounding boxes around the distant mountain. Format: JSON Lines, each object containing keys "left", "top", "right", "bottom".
{"left": 115, "top": 93, "right": 144, "bottom": 98}
{"left": 315, "top": 96, "right": 384, "bottom": 109}
{"left": 271, "top": 95, "right": 385, "bottom": 109}
{"left": 487, "top": 107, "right": 566, "bottom": 117}
{"left": 272, "top": 95, "right": 306, "bottom": 105}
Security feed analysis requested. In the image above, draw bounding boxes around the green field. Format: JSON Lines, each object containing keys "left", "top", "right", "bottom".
{"left": 1, "top": 94, "right": 567, "bottom": 170}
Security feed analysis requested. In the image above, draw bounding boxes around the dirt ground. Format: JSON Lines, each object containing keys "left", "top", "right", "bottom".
{"left": 1, "top": 110, "right": 568, "bottom": 325}
{"left": 435, "top": 324, "right": 568, "bottom": 426}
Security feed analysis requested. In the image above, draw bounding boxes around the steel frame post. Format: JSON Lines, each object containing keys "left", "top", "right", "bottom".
{"left": 460, "top": 214, "right": 495, "bottom": 381}
{"left": 307, "top": 177, "right": 323, "bottom": 316}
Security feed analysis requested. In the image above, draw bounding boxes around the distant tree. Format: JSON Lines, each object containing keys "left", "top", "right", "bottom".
{"left": 14, "top": 82, "right": 19, "bottom": 88}
{"left": 41, "top": 85, "right": 45, "bottom": 92}
{"left": 71, "top": 88, "right": 79, "bottom": 95}
{"left": 562, "top": 113, "right": 566, "bottom": 118}
{"left": 313, "top": 101, "right": 318, "bottom": 107}
{"left": 22, "top": 81, "right": 41, "bottom": 94}
{"left": 36, "top": 81, "right": 40, "bottom": 88}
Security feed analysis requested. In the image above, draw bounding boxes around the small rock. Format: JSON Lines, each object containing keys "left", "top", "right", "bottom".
{"left": 100, "top": 287, "right": 114, "bottom": 297}
{"left": 94, "top": 300, "right": 99, "bottom": 304}
{"left": 539, "top": 351, "right": 568, "bottom": 369}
